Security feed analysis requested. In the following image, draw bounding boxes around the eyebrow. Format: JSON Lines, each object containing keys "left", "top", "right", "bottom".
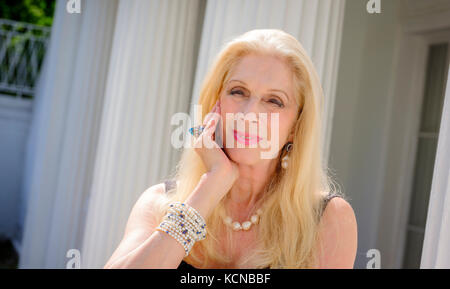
{"left": 227, "top": 79, "right": 289, "bottom": 101}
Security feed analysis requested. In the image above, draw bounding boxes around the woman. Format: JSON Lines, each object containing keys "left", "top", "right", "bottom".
{"left": 104, "top": 29, "right": 357, "bottom": 269}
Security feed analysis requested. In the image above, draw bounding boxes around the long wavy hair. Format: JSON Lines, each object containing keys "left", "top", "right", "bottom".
{"left": 154, "top": 29, "right": 340, "bottom": 268}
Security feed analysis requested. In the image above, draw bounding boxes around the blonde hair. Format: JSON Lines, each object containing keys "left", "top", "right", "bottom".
{"left": 156, "top": 29, "right": 340, "bottom": 268}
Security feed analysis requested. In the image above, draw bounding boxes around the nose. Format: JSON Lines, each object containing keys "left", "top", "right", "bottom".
{"left": 239, "top": 97, "right": 260, "bottom": 123}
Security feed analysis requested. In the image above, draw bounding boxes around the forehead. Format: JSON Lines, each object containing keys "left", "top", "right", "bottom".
{"left": 226, "top": 54, "right": 294, "bottom": 90}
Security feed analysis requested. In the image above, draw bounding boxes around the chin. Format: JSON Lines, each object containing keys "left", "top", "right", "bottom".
{"left": 224, "top": 147, "right": 262, "bottom": 165}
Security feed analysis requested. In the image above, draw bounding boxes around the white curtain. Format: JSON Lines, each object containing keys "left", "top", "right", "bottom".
{"left": 19, "top": 0, "right": 118, "bottom": 268}
{"left": 80, "top": 0, "right": 206, "bottom": 268}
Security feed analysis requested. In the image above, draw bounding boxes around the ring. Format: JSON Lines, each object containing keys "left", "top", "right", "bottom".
{"left": 189, "top": 125, "right": 205, "bottom": 138}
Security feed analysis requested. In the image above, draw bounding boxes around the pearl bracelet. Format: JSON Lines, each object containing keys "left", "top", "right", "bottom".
{"left": 169, "top": 202, "right": 207, "bottom": 227}
{"left": 155, "top": 202, "right": 208, "bottom": 257}
{"left": 165, "top": 213, "right": 205, "bottom": 242}
{"left": 167, "top": 203, "right": 207, "bottom": 240}
{"left": 156, "top": 221, "right": 194, "bottom": 256}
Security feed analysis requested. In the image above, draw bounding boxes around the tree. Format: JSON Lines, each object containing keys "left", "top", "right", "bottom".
{"left": 0, "top": 0, "right": 55, "bottom": 26}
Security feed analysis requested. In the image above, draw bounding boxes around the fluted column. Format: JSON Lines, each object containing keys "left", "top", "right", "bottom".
{"left": 44, "top": 0, "right": 118, "bottom": 268}
{"left": 190, "top": 0, "right": 346, "bottom": 165}
{"left": 19, "top": 0, "right": 118, "bottom": 268}
{"left": 80, "top": 0, "right": 206, "bottom": 268}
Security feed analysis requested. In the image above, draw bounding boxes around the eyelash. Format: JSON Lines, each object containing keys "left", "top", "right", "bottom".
{"left": 229, "top": 89, "right": 284, "bottom": 108}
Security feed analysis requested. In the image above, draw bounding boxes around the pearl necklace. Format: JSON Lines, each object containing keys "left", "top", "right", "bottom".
{"left": 223, "top": 208, "right": 263, "bottom": 231}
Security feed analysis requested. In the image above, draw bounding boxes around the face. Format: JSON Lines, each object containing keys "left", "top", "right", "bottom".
{"left": 218, "top": 53, "right": 299, "bottom": 165}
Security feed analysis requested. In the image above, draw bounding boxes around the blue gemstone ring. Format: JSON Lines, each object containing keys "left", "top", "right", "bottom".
{"left": 189, "top": 125, "right": 205, "bottom": 138}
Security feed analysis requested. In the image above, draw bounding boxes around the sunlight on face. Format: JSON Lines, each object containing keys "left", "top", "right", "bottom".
{"left": 219, "top": 53, "right": 299, "bottom": 165}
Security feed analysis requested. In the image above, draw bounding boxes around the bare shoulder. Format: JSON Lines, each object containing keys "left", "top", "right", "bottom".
{"left": 322, "top": 196, "right": 356, "bottom": 222}
{"left": 138, "top": 182, "right": 167, "bottom": 204}
{"left": 132, "top": 183, "right": 166, "bottom": 216}
{"left": 316, "top": 196, "right": 358, "bottom": 268}
{"left": 123, "top": 183, "right": 168, "bottom": 236}
{"left": 104, "top": 183, "right": 167, "bottom": 267}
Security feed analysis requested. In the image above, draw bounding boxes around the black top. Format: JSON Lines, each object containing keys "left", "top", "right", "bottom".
{"left": 163, "top": 179, "right": 342, "bottom": 269}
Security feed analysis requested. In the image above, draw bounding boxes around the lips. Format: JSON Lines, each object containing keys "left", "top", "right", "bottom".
{"left": 233, "top": 129, "right": 262, "bottom": 145}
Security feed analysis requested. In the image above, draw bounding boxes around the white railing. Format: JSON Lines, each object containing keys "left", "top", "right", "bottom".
{"left": 0, "top": 18, "right": 51, "bottom": 99}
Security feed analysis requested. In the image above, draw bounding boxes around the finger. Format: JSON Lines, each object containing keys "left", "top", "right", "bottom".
{"left": 193, "top": 116, "right": 214, "bottom": 141}
{"left": 199, "top": 118, "right": 217, "bottom": 144}
{"left": 207, "top": 111, "right": 221, "bottom": 131}
{"left": 202, "top": 126, "right": 220, "bottom": 149}
{"left": 204, "top": 117, "right": 217, "bottom": 135}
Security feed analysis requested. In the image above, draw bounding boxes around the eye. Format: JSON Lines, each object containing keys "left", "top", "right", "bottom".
{"left": 268, "top": 97, "right": 284, "bottom": 108}
{"left": 230, "top": 89, "right": 246, "bottom": 96}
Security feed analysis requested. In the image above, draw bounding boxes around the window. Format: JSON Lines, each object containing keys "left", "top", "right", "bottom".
{"left": 402, "top": 43, "right": 449, "bottom": 268}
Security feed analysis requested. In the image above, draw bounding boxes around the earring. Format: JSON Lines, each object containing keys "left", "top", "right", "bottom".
{"left": 281, "top": 142, "right": 293, "bottom": 169}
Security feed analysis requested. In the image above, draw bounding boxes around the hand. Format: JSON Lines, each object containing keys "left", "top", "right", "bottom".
{"left": 193, "top": 100, "right": 239, "bottom": 190}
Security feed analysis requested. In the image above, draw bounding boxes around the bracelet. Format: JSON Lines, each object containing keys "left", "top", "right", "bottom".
{"left": 165, "top": 213, "right": 204, "bottom": 242}
{"left": 167, "top": 203, "right": 207, "bottom": 242}
{"left": 167, "top": 202, "right": 207, "bottom": 240}
{"left": 169, "top": 202, "right": 207, "bottom": 227}
{"left": 156, "top": 221, "right": 194, "bottom": 256}
{"left": 155, "top": 202, "right": 208, "bottom": 257}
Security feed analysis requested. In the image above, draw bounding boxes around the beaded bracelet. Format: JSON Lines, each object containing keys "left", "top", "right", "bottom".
{"left": 156, "top": 221, "right": 195, "bottom": 256}
{"left": 155, "top": 202, "right": 208, "bottom": 257}
{"left": 166, "top": 204, "right": 207, "bottom": 243}
{"left": 167, "top": 203, "right": 207, "bottom": 240}
{"left": 169, "top": 202, "right": 207, "bottom": 225}
{"left": 165, "top": 212, "right": 204, "bottom": 242}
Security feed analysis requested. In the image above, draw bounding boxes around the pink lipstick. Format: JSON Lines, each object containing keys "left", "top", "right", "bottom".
{"left": 233, "top": 129, "right": 262, "bottom": 146}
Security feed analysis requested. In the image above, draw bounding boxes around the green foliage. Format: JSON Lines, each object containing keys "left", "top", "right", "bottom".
{"left": 0, "top": 0, "right": 56, "bottom": 26}
{"left": 0, "top": 1, "right": 54, "bottom": 98}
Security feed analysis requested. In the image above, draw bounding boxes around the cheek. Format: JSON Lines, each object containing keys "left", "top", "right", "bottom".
{"left": 219, "top": 97, "right": 234, "bottom": 139}
{"left": 281, "top": 113, "right": 298, "bottom": 143}
{"left": 266, "top": 114, "right": 294, "bottom": 143}
{"left": 220, "top": 94, "right": 239, "bottom": 112}
{"left": 219, "top": 97, "right": 239, "bottom": 126}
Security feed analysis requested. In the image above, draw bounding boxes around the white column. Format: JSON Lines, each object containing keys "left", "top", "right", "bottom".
{"left": 19, "top": 0, "right": 118, "bottom": 268}
{"left": 190, "top": 0, "right": 346, "bottom": 165}
{"left": 421, "top": 67, "right": 450, "bottom": 268}
{"left": 80, "top": 0, "right": 205, "bottom": 268}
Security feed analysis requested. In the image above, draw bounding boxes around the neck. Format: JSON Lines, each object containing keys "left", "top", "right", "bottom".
{"left": 225, "top": 158, "right": 278, "bottom": 220}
